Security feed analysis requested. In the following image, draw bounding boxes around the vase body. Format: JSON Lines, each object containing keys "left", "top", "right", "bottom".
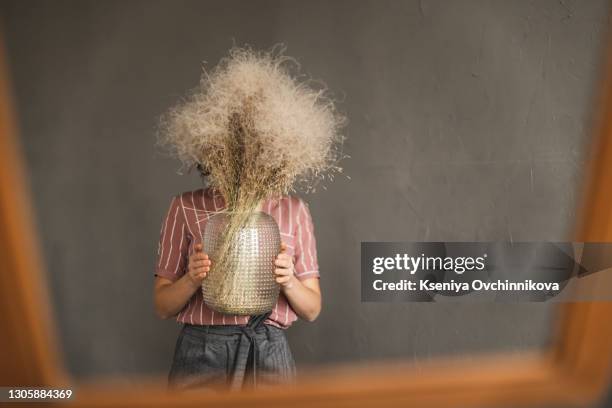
{"left": 201, "top": 211, "right": 281, "bottom": 315}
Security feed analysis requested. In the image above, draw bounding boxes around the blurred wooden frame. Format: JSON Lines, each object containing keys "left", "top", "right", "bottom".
{"left": 1, "top": 29, "right": 612, "bottom": 408}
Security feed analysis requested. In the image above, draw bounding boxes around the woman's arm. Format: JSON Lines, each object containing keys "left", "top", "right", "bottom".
{"left": 154, "top": 244, "right": 210, "bottom": 319}
{"left": 274, "top": 243, "right": 322, "bottom": 322}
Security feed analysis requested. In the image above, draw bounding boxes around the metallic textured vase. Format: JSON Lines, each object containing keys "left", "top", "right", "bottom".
{"left": 201, "top": 211, "right": 281, "bottom": 315}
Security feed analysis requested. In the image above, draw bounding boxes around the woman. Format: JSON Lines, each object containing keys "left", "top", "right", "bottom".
{"left": 153, "top": 185, "right": 321, "bottom": 389}
{"left": 153, "top": 47, "right": 343, "bottom": 390}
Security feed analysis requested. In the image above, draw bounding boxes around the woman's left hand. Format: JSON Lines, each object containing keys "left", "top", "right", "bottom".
{"left": 274, "top": 243, "right": 296, "bottom": 289}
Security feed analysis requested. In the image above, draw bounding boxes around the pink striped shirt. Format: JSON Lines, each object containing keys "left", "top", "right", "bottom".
{"left": 155, "top": 188, "right": 320, "bottom": 328}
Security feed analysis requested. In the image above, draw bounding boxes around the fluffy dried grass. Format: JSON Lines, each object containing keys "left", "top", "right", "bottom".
{"left": 158, "top": 46, "right": 346, "bottom": 308}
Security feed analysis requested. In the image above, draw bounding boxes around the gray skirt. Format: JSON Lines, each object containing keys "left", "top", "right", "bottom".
{"left": 168, "top": 318, "right": 296, "bottom": 390}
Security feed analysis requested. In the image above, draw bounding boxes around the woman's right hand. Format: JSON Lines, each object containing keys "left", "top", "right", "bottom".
{"left": 187, "top": 244, "right": 211, "bottom": 287}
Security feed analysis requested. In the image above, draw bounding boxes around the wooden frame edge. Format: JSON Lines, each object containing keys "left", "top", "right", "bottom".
{"left": 550, "top": 20, "right": 612, "bottom": 403}
{"left": 1, "top": 20, "right": 611, "bottom": 408}
{"left": 0, "top": 29, "right": 67, "bottom": 387}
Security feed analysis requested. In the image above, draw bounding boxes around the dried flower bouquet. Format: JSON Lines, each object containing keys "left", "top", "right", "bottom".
{"left": 159, "top": 46, "right": 345, "bottom": 309}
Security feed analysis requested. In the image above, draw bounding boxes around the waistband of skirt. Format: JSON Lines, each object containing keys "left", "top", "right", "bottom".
{"left": 182, "top": 322, "right": 281, "bottom": 336}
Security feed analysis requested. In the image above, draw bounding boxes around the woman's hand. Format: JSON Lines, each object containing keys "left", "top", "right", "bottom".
{"left": 187, "top": 243, "right": 211, "bottom": 288}
{"left": 154, "top": 243, "right": 212, "bottom": 320}
{"left": 274, "top": 243, "right": 297, "bottom": 289}
{"left": 272, "top": 242, "right": 321, "bottom": 321}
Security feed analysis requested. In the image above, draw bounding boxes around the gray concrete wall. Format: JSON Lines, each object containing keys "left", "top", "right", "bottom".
{"left": 1, "top": 0, "right": 609, "bottom": 385}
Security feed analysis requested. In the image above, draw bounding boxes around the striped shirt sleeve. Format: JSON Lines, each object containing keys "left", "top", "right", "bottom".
{"left": 293, "top": 199, "right": 320, "bottom": 280}
{"left": 155, "top": 196, "right": 190, "bottom": 282}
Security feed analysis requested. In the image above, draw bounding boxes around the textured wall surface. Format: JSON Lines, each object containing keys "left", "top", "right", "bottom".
{"left": 1, "top": 0, "right": 609, "bottom": 385}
